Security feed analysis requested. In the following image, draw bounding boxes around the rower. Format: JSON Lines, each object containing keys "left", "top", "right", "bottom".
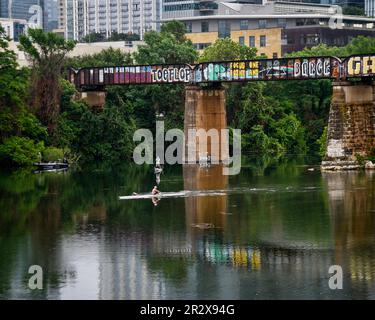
{"left": 152, "top": 186, "right": 160, "bottom": 195}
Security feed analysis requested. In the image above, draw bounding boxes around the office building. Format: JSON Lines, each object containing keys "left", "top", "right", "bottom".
{"left": 65, "top": 0, "right": 162, "bottom": 41}
{"left": 365, "top": 0, "right": 375, "bottom": 16}
{"left": 162, "top": 1, "right": 375, "bottom": 57}
{"left": 0, "top": 0, "right": 44, "bottom": 28}
{"left": 0, "top": 17, "right": 27, "bottom": 41}
{"left": 44, "top": 0, "right": 59, "bottom": 31}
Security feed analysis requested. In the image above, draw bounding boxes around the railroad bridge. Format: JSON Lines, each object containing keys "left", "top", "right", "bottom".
{"left": 68, "top": 54, "right": 375, "bottom": 169}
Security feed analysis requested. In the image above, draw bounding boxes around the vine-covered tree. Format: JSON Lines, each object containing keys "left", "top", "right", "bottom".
{"left": 18, "top": 29, "right": 75, "bottom": 133}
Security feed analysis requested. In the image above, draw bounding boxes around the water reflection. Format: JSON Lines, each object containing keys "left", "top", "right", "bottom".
{"left": 323, "top": 171, "right": 375, "bottom": 295}
{"left": 184, "top": 164, "right": 228, "bottom": 232}
{"left": 0, "top": 163, "right": 375, "bottom": 299}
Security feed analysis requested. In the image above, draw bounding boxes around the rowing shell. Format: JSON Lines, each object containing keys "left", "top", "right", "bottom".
{"left": 119, "top": 191, "right": 187, "bottom": 200}
{"left": 119, "top": 190, "right": 227, "bottom": 200}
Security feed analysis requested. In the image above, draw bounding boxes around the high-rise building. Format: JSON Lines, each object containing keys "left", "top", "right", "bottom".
{"left": 365, "top": 0, "right": 375, "bottom": 16}
{"left": 44, "top": 0, "right": 59, "bottom": 31}
{"left": 58, "top": 0, "right": 65, "bottom": 30}
{"left": 65, "top": 0, "right": 162, "bottom": 41}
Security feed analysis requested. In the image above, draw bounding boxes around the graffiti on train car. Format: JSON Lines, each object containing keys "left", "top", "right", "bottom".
{"left": 68, "top": 54, "right": 375, "bottom": 89}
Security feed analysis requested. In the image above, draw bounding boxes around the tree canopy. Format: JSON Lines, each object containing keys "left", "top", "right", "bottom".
{"left": 134, "top": 21, "right": 198, "bottom": 64}
{"left": 199, "top": 38, "right": 257, "bottom": 62}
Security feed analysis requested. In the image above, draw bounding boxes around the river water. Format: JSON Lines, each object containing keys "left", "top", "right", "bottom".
{"left": 0, "top": 158, "right": 375, "bottom": 299}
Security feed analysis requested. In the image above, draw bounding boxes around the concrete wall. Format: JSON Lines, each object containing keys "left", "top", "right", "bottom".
{"left": 10, "top": 40, "right": 144, "bottom": 67}
{"left": 69, "top": 41, "right": 144, "bottom": 58}
{"left": 231, "top": 28, "right": 281, "bottom": 58}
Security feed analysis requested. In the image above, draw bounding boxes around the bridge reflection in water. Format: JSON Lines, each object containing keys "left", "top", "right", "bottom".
{"left": 323, "top": 171, "right": 375, "bottom": 288}
{"left": 183, "top": 165, "right": 228, "bottom": 232}
{"left": 183, "top": 164, "right": 262, "bottom": 271}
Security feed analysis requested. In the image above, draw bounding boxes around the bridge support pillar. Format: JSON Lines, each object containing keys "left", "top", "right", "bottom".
{"left": 184, "top": 85, "right": 228, "bottom": 163}
{"left": 322, "top": 81, "right": 375, "bottom": 170}
{"left": 76, "top": 91, "right": 106, "bottom": 110}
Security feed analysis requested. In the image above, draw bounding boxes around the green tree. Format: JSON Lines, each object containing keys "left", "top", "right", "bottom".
{"left": 0, "top": 26, "right": 28, "bottom": 113}
{"left": 109, "top": 32, "right": 140, "bottom": 42}
{"left": 342, "top": 6, "right": 365, "bottom": 16}
{"left": 18, "top": 29, "right": 75, "bottom": 133}
{"left": 199, "top": 38, "right": 257, "bottom": 62}
{"left": 134, "top": 21, "right": 198, "bottom": 64}
{"left": 67, "top": 47, "right": 132, "bottom": 68}
{"left": 0, "top": 26, "right": 48, "bottom": 167}
{"left": 0, "top": 136, "right": 44, "bottom": 166}
{"left": 82, "top": 32, "right": 105, "bottom": 43}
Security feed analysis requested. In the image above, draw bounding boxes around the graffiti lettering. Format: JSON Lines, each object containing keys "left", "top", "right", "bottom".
{"left": 151, "top": 67, "right": 192, "bottom": 83}
{"left": 68, "top": 54, "right": 375, "bottom": 90}
{"left": 347, "top": 55, "right": 375, "bottom": 77}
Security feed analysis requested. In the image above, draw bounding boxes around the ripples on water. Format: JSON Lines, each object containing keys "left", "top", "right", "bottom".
{"left": 0, "top": 159, "right": 375, "bottom": 299}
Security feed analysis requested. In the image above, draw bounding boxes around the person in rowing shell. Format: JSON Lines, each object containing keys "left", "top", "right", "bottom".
{"left": 152, "top": 186, "right": 160, "bottom": 195}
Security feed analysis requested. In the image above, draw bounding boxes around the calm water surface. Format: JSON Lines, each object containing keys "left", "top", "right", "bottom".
{"left": 0, "top": 159, "right": 375, "bottom": 299}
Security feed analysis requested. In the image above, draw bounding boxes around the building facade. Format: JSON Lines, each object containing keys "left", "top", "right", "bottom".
{"left": 0, "top": 17, "right": 28, "bottom": 41}
{"left": 162, "top": 1, "right": 375, "bottom": 57}
{"left": 0, "top": 0, "right": 44, "bottom": 28}
{"left": 44, "top": 0, "right": 59, "bottom": 31}
{"left": 65, "top": 0, "right": 162, "bottom": 41}
{"left": 365, "top": 0, "right": 375, "bottom": 16}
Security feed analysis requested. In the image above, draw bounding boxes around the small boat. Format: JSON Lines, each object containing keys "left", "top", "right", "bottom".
{"left": 120, "top": 191, "right": 188, "bottom": 200}
{"left": 33, "top": 162, "right": 69, "bottom": 171}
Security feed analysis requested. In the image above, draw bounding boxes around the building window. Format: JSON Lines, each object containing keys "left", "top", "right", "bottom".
{"left": 260, "top": 35, "right": 266, "bottom": 47}
{"left": 240, "top": 20, "right": 249, "bottom": 30}
{"left": 185, "top": 22, "right": 192, "bottom": 33}
{"left": 201, "top": 21, "right": 209, "bottom": 33}
{"left": 277, "top": 18, "right": 287, "bottom": 28}
{"left": 195, "top": 43, "right": 211, "bottom": 50}
{"left": 249, "top": 36, "right": 255, "bottom": 47}
{"left": 218, "top": 20, "right": 231, "bottom": 38}
{"left": 239, "top": 36, "right": 245, "bottom": 46}
{"left": 258, "top": 19, "right": 267, "bottom": 29}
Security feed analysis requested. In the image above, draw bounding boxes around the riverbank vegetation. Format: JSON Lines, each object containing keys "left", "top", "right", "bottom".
{"left": 1, "top": 22, "right": 375, "bottom": 168}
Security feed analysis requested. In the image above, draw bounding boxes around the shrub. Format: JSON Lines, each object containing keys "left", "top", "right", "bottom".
{"left": 42, "top": 147, "right": 64, "bottom": 162}
{"left": 0, "top": 137, "right": 44, "bottom": 166}
{"left": 317, "top": 126, "right": 328, "bottom": 157}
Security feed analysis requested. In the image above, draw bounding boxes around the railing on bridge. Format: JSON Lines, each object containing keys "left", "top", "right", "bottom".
{"left": 68, "top": 54, "right": 375, "bottom": 91}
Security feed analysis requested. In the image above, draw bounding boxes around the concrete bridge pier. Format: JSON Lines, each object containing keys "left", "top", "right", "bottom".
{"left": 76, "top": 91, "right": 107, "bottom": 110}
{"left": 322, "top": 81, "right": 375, "bottom": 170}
{"left": 184, "top": 85, "right": 228, "bottom": 163}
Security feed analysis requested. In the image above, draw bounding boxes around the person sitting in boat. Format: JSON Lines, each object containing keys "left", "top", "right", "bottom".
{"left": 152, "top": 186, "right": 160, "bottom": 195}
